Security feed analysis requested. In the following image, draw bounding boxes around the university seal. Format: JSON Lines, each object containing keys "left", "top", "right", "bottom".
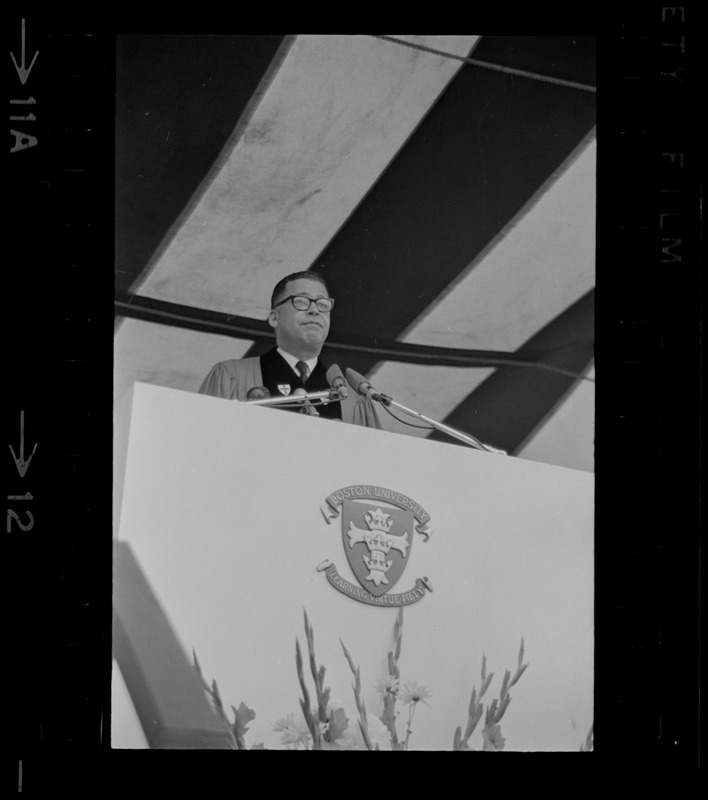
{"left": 319, "top": 485, "right": 433, "bottom": 606}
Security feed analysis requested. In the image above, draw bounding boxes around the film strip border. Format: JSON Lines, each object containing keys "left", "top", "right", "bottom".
{"left": 8, "top": 11, "right": 702, "bottom": 787}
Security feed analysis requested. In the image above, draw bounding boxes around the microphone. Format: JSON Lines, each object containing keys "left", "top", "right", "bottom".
{"left": 293, "top": 387, "right": 320, "bottom": 416}
{"left": 326, "top": 364, "right": 349, "bottom": 399}
{"left": 246, "top": 386, "right": 271, "bottom": 400}
{"left": 345, "top": 368, "right": 385, "bottom": 401}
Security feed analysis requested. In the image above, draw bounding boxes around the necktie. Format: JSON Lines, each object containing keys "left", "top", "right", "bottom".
{"left": 295, "top": 360, "right": 309, "bottom": 383}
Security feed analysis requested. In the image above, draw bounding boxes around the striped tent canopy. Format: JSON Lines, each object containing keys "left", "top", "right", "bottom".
{"left": 115, "top": 34, "right": 595, "bottom": 471}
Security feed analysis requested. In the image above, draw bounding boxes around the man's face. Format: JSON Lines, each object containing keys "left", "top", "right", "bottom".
{"left": 268, "top": 277, "right": 331, "bottom": 359}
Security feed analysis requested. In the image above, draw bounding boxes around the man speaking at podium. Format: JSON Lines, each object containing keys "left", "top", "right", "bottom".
{"left": 198, "top": 271, "right": 381, "bottom": 428}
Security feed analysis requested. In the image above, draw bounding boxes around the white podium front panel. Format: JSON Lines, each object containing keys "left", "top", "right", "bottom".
{"left": 115, "top": 382, "right": 593, "bottom": 751}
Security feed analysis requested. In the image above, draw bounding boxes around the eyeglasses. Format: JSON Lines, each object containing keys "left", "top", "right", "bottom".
{"left": 273, "top": 295, "right": 335, "bottom": 313}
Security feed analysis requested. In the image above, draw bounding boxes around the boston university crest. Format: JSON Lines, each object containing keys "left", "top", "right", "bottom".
{"left": 318, "top": 485, "right": 433, "bottom": 607}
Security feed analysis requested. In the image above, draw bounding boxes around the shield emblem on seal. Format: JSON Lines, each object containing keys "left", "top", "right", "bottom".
{"left": 341, "top": 500, "right": 414, "bottom": 596}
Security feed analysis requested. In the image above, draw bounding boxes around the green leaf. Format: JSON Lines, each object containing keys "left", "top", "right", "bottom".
{"left": 380, "top": 702, "right": 395, "bottom": 728}
{"left": 321, "top": 686, "right": 331, "bottom": 713}
{"left": 327, "top": 706, "right": 350, "bottom": 741}
{"left": 232, "top": 701, "right": 256, "bottom": 739}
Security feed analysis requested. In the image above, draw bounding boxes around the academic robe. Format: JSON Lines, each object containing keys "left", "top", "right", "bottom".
{"left": 198, "top": 348, "right": 381, "bottom": 429}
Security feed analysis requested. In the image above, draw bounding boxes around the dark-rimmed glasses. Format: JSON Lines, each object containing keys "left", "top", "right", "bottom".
{"left": 273, "top": 295, "right": 335, "bottom": 313}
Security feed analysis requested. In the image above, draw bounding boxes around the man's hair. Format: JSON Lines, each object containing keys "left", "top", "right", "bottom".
{"left": 270, "top": 270, "right": 330, "bottom": 309}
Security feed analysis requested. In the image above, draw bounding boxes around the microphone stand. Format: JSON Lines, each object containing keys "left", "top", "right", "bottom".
{"left": 374, "top": 393, "right": 506, "bottom": 454}
{"left": 244, "top": 389, "right": 345, "bottom": 409}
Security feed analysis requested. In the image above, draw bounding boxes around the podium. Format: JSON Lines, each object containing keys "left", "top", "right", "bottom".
{"left": 113, "top": 382, "right": 593, "bottom": 751}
